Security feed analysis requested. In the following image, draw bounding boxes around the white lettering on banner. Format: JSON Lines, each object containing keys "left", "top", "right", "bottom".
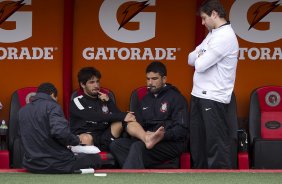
{"left": 230, "top": 0, "right": 282, "bottom": 43}
{"left": 0, "top": 0, "right": 32, "bottom": 43}
{"left": 0, "top": 47, "right": 56, "bottom": 60}
{"left": 238, "top": 47, "right": 282, "bottom": 60}
{"left": 99, "top": 0, "right": 156, "bottom": 43}
{"left": 82, "top": 47, "right": 177, "bottom": 61}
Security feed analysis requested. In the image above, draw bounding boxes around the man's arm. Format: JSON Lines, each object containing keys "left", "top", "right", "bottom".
{"left": 106, "top": 98, "right": 122, "bottom": 113}
{"left": 98, "top": 91, "right": 120, "bottom": 113}
{"left": 163, "top": 94, "right": 189, "bottom": 141}
{"left": 70, "top": 97, "right": 127, "bottom": 123}
{"left": 188, "top": 45, "right": 201, "bottom": 66}
{"left": 194, "top": 33, "right": 234, "bottom": 72}
{"left": 49, "top": 103, "right": 80, "bottom": 146}
{"left": 188, "top": 33, "right": 209, "bottom": 67}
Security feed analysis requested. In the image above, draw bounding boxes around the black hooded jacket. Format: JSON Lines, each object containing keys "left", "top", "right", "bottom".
{"left": 18, "top": 93, "right": 79, "bottom": 173}
{"left": 69, "top": 94, "right": 127, "bottom": 135}
{"left": 136, "top": 84, "right": 189, "bottom": 141}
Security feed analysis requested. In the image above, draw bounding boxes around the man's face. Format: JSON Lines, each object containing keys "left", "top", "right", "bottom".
{"left": 146, "top": 72, "right": 166, "bottom": 94}
{"left": 81, "top": 76, "right": 100, "bottom": 97}
{"left": 200, "top": 11, "right": 215, "bottom": 31}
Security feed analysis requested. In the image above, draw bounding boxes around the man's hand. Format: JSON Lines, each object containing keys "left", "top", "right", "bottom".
{"left": 124, "top": 112, "right": 136, "bottom": 122}
{"left": 197, "top": 49, "right": 206, "bottom": 58}
{"left": 98, "top": 91, "right": 109, "bottom": 102}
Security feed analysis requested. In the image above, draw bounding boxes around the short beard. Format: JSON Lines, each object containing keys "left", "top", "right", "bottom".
{"left": 85, "top": 91, "right": 98, "bottom": 98}
{"left": 148, "top": 86, "right": 160, "bottom": 94}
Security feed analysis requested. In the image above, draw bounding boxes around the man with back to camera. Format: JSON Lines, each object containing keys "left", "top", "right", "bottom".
{"left": 110, "top": 61, "right": 189, "bottom": 169}
{"left": 188, "top": 0, "right": 239, "bottom": 169}
{"left": 18, "top": 82, "right": 101, "bottom": 174}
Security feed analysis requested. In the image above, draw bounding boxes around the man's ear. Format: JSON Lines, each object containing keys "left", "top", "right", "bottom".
{"left": 211, "top": 10, "right": 218, "bottom": 18}
{"left": 50, "top": 93, "right": 58, "bottom": 101}
{"left": 162, "top": 76, "right": 167, "bottom": 84}
{"left": 80, "top": 82, "right": 85, "bottom": 89}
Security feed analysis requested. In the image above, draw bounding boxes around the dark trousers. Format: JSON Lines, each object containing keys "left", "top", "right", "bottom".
{"left": 26, "top": 153, "right": 102, "bottom": 174}
{"left": 190, "top": 96, "right": 232, "bottom": 169}
{"left": 110, "top": 138, "right": 186, "bottom": 169}
{"left": 73, "top": 153, "right": 102, "bottom": 171}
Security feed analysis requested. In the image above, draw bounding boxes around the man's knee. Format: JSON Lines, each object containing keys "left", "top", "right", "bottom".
{"left": 109, "top": 139, "right": 121, "bottom": 153}
{"left": 109, "top": 140, "right": 116, "bottom": 153}
{"left": 79, "top": 133, "right": 93, "bottom": 145}
{"left": 130, "top": 141, "right": 145, "bottom": 152}
{"left": 111, "top": 122, "right": 123, "bottom": 138}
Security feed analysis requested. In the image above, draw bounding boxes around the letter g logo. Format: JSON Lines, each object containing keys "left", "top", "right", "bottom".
{"left": 0, "top": 0, "right": 32, "bottom": 43}
{"left": 230, "top": 0, "right": 282, "bottom": 43}
{"left": 99, "top": 0, "right": 156, "bottom": 43}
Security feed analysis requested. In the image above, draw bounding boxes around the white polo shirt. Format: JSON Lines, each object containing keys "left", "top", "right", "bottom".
{"left": 188, "top": 24, "right": 239, "bottom": 104}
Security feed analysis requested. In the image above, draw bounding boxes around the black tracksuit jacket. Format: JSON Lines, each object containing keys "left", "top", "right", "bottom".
{"left": 69, "top": 94, "right": 127, "bottom": 135}
{"left": 18, "top": 93, "right": 79, "bottom": 173}
{"left": 136, "top": 84, "right": 189, "bottom": 141}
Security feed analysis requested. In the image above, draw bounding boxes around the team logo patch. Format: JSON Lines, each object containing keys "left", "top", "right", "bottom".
{"left": 101, "top": 104, "right": 109, "bottom": 114}
{"left": 265, "top": 91, "right": 281, "bottom": 107}
{"left": 160, "top": 102, "right": 168, "bottom": 113}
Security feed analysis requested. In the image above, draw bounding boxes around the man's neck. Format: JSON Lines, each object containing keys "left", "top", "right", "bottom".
{"left": 153, "top": 84, "right": 167, "bottom": 97}
{"left": 214, "top": 18, "right": 227, "bottom": 29}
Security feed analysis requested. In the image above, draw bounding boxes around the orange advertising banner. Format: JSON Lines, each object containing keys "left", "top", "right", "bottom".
{"left": 0, "top": 0, "right": 282, "bottom": 125}
{"left": 0, "top": 0, "right": 64, "bottom": 121}
{"left": 72, "top": 0, "right": 197, "bottom": 111}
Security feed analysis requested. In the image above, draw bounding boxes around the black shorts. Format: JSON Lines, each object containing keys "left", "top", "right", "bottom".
{"left": 90, "top": 128, "right": 114, "bottom": 151}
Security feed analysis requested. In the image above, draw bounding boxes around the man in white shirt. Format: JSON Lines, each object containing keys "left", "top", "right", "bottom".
{"left": 188, "top": 0, "right": 239, "bottom": 169}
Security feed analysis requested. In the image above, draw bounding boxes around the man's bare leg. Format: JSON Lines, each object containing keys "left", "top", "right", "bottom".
{"left": 127, "top": 122, "right": 165, "bottom": 149}
{"left": 111, "top": 121, "right": 123, "bottom": 138}
{"left": 79, "top": 133, "right": 93, "bottom": 145}
{"left": 126, "top": 121, "right": 147, "bottom": 143}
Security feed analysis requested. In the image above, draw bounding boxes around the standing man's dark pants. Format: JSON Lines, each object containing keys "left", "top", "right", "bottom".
{"left": 110, "top": 138, "right": 187, "bottom": 169}
{"left": 190, "top": 96, "right": 232, "bottom": 169}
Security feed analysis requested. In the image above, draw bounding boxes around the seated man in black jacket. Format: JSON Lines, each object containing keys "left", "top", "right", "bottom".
{"left": 18, "top": 83, "right": 101, "bottom": 174}
{"left": 70, "top": 67, "right": 136, "bottom": 151}
{"left": 110, "top": 61, "right": 190, "bottom": 169}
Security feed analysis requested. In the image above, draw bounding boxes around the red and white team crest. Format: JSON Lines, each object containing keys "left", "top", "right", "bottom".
{"left": 101, "top": 104, "right": 109, "bottom": 114}
{"left": 160, "top": 102, "right": 168, "bottom": 113}
{"left": 265, "top": 91, "right": 280, "bottom": 107}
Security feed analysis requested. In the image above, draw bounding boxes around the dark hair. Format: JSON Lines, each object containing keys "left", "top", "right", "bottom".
{"left": 146, "top": 61, "right": 167, "bottom": 77}
{"left": 199, "top": 0, "right": 226, "bottom": 19}
{"left": 77, "top": 67, "right": 101, "bottom": 86}
{"left": 37, "top": 82, "right": 58, "bottom": 97}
